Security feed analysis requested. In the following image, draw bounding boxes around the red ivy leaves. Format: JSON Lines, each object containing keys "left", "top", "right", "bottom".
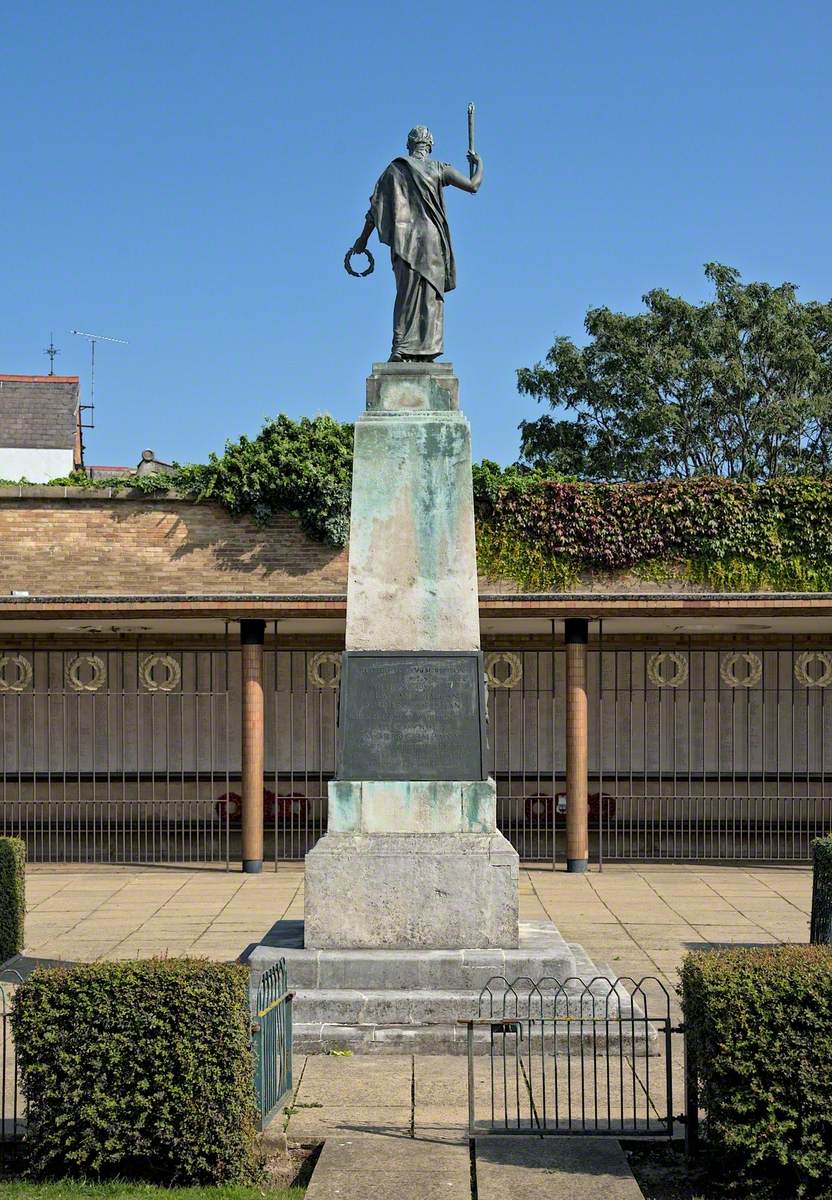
{"left": 474, "top": 475, "right": 832, "bottom": 572}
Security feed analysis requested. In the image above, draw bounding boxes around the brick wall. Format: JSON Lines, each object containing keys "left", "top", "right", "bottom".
{"left": 0, "top": 491, "right": 347, "bottom": 594}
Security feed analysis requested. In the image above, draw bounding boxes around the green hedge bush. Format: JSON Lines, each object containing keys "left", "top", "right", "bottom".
{"left": 11, "top": 959, "right": 260, "bottom": 1185}
{"left": 681, "top": 946, "right": 832, "bottom": 1198}
{"left": 810, "top": 835, "right": 832, "bottom": 944}
{"left": 0, "top": 836, "right": 25, "bottom": 963}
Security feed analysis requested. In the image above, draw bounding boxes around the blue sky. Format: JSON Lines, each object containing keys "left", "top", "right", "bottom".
{"left": 2, "top": 1, "right": 831, "bottom": 467}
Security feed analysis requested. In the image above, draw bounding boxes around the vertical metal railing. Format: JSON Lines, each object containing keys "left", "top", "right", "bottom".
{"left": 252, "top": 959, "right": 293, "bottom": 1130}
{"left": 487, "top": 646, "right": 566, "bottom": 865}
{"left": 463, "top": 974, "right": 675, "bottom": 1137}
{"left": 0, "top": 975, "right": 25, "bottom": 1152}
{"left": 3, "top": 639, "right": 831, "bottom": 865}
{"left": 592, "top": 642, "right": 832, "bottom": 861}
{"left": 0, "top": 643, "right": 235, "bottom": 865}
{"left": 263, "top": 643, "right": 338, "bottom": 865}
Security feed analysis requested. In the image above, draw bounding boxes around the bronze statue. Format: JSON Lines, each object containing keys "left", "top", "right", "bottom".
{"left": 346, "top": 115, "right": 483, "bottom": 362}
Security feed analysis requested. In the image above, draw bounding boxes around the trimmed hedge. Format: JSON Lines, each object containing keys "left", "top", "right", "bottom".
{"left": 810, "top": 835, "right": 832, "bottom": 944}
{"left": 11, "top": 959, "right": 261, "bottom": 1185}
{"left": 0, "top": 836, "right": 25, "bottom": 963}
{"left": 681, "top": 946, "right": 832, "bottom": 1198}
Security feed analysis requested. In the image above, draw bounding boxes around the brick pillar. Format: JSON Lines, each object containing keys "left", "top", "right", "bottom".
{"left": 565, "top": 618, "right": 589, "bottom": 873}
{"left": 240, "top": 619, "right": 265, "bottom": 874}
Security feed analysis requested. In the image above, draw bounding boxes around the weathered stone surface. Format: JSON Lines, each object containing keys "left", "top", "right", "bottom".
{"left": 249, "top": 921, "right": 575, "bottom": 994}
{"left": 328, "top": 779, "right": 496, "bottom": 833}
{"left": 345, "top": 398, "right": 480, "bottom": 653}
{"left": 304, "top": 831, "right": 519, "bottom": 949}
{"left": 365, "top": 362, "right": 459, "bottom": 412}
{"left": 475, "top": 1136, "right": 644, "bottom": 1199}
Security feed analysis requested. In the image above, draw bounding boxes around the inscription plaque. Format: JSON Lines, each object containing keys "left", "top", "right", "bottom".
{"left": 337, "top": 651, "right": 487, "bottom": 781}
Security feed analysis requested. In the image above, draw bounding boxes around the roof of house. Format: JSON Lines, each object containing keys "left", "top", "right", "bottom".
{"left": 0, "top": 375, "right": 80, "bottom": 450}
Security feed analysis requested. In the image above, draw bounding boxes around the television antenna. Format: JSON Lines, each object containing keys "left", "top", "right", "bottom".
{"left": 43, "top": 332, "right": 60, "bottom": 375}
{"left": 70, "top": 329, "right": 128, "bottom": 464}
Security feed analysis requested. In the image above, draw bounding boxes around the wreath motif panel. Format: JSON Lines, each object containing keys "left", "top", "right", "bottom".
{"left": 139, "top": 654, "right": 182, "bottom": 693}
{"left": 0, "top": 655, "right": 33, "bottom": 693}
{"left": 646, "top": 651, "right": 688, "bottom": 689}
{"left": 308, "top": 651, "right": 342, "bottom": 689}
{"left": 720, "top": 652, "right": 762, "bottom": 689}
{"left": 794, "top": 651, "right": 832, "bottom": 689}
{"left": 65, "top": 655, "right": 107, "bottom": 693}
{"left": 484, "top": 651, "right": 523, "bottom": 689}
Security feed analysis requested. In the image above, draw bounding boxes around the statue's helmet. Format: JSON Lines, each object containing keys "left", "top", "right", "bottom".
{"left": 407, "top": 125, "right": 433, "bottom": 152}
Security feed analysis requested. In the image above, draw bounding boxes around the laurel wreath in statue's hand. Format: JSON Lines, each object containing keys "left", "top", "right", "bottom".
{"left": 344, "top": 247, "right": 375, "bottom": 277}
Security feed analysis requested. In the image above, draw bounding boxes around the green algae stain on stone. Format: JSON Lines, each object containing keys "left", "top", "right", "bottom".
{"left": 328, "top": 780, "right": 361, "bottom": 831}
{"left": 463, "top": 781, "right": 497, "bottom": 832}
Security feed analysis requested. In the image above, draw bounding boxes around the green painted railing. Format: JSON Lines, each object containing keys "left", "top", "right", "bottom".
{"left": 252, "top": 959, "right": 293, "bottom": 1130}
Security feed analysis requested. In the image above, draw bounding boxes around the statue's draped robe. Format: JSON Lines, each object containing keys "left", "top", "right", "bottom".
{"left": 368, "top": 157, "right": 456, "bottom": 359}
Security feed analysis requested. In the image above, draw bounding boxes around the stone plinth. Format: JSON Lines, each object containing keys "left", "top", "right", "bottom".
{"left": 301, "top": 361, "right": 520, "bottom": 957}
{"left": 304, "top": 830, "right": 518, "bottom": 949}
{"left": 365, "top": 360, "right": 459, "bottom": 412}
{"left": 248, "top": 920, "right": 578, "bottom": 1054}
{"left": 345, "top": 367, "right": 479, "bottom": 652}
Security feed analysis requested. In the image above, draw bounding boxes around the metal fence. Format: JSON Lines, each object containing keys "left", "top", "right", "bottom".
{"left": 251, "top": 959, "right": 293, "bottom": 1130}
{"left": 0, "top": 976, "right": 24, "bottom": 1152}
{"left": 2, "top": 639, "right": 831, "bottom": 864}
{"left": 487, "top": 642, "right": 832, "bottom": 862}
{"left": 463, "top": 974, "right": 677, "bottom": 1138}
{"left": 0, "top": 646, "right": 235, "bottom": 865}
{"left": 594, "top": 641, "right": 832, "bottom": 862}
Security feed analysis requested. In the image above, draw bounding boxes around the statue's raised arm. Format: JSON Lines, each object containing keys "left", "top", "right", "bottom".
{"left": 345, "top": 121, "right": 483, "bottom": 362}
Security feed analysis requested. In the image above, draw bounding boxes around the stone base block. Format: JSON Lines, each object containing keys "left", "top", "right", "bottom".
{"left": 249, "top": 920, "right": 575, "bottom": 991}
{"left": 246, "top": 928, "right": 659, "bottom": 1055}
{"left": 329, "top": 779, "right": 496, "bottom": 834}
{"left": 303, "top": 831, "right": 519, "bottom": 949}
{"left": 248, "top": 922, "right": 573, "bottom": 1054}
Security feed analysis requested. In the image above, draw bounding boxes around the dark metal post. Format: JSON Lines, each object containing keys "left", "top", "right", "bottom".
{"left": 240, "top": 619, "right": 265, "bottom": 874}
{"left": 565, "top": 618, "right": 589, "bottom": 873}
{"left": 683, "top": 1025, "right": 699, "bottom": 1156}
{"left": 810, "top": 837, "right": 832, "bottom": 943}
{"left": 467, "top": 1021, "right": 476, "bottom": 1136}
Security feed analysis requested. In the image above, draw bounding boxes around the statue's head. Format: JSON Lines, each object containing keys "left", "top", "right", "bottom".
{"left": 407, "top": 126, "right": 433, "bottom": 157}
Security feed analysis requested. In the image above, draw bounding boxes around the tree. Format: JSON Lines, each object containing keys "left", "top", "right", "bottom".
{"left": 517, "top": 264, "right": 832, "bottom": 481}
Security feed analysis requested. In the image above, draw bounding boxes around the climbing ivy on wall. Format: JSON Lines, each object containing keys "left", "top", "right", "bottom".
{"left": 472, "top": 462, "right": 832, "bottom": 592}
{"left": 7, "top": 415, "right": 832, "bottom": 590}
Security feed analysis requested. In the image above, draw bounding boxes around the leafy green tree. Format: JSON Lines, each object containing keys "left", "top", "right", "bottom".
{"left": 517, "top": 263, "right": 832, "bottom": 480}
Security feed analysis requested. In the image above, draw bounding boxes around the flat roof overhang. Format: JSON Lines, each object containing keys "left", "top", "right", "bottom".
{"left": 3, "top": 592, "right": 832, "bottom": 621}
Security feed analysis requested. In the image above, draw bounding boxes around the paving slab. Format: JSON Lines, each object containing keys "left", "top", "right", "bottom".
{"left": 23, "top": 861, "right": 812, "bottom": 987}
{"left": 298, "top": 1053, "right": 412, "bottom": 1107}
{"left": 286, "top": 1105, "right": 412, "bottom": 1140}
{"left": 305, "top": 1133, "right": 470, "bottom": 1200}
{"left": 475, "top": 1135, "right": 643, "bottom": 1198}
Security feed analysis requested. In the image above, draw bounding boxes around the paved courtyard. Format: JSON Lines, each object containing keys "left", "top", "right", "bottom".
{"left": 6, "top": 861, "right": 813, "bottom": 1196}
{"left": 19, "top": 861, "right": 812, "bottom": 992}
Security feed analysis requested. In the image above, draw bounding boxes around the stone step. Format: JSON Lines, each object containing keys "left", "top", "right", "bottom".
{"left": 248, "top": 919, "right": 577, "bottom": 992}
{"left": 295, "top": 986, "right": 491, "bottom": 1026}
{"left": 293, "top": 1019, "right": 658, "bottom": 1056}
{"left": 292, "top": 984, "right": 654, "bottom": 1029}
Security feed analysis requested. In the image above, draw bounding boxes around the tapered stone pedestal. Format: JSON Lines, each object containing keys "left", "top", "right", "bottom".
{"left": 303, "top": 362, "right": 519, "bottom": 951}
